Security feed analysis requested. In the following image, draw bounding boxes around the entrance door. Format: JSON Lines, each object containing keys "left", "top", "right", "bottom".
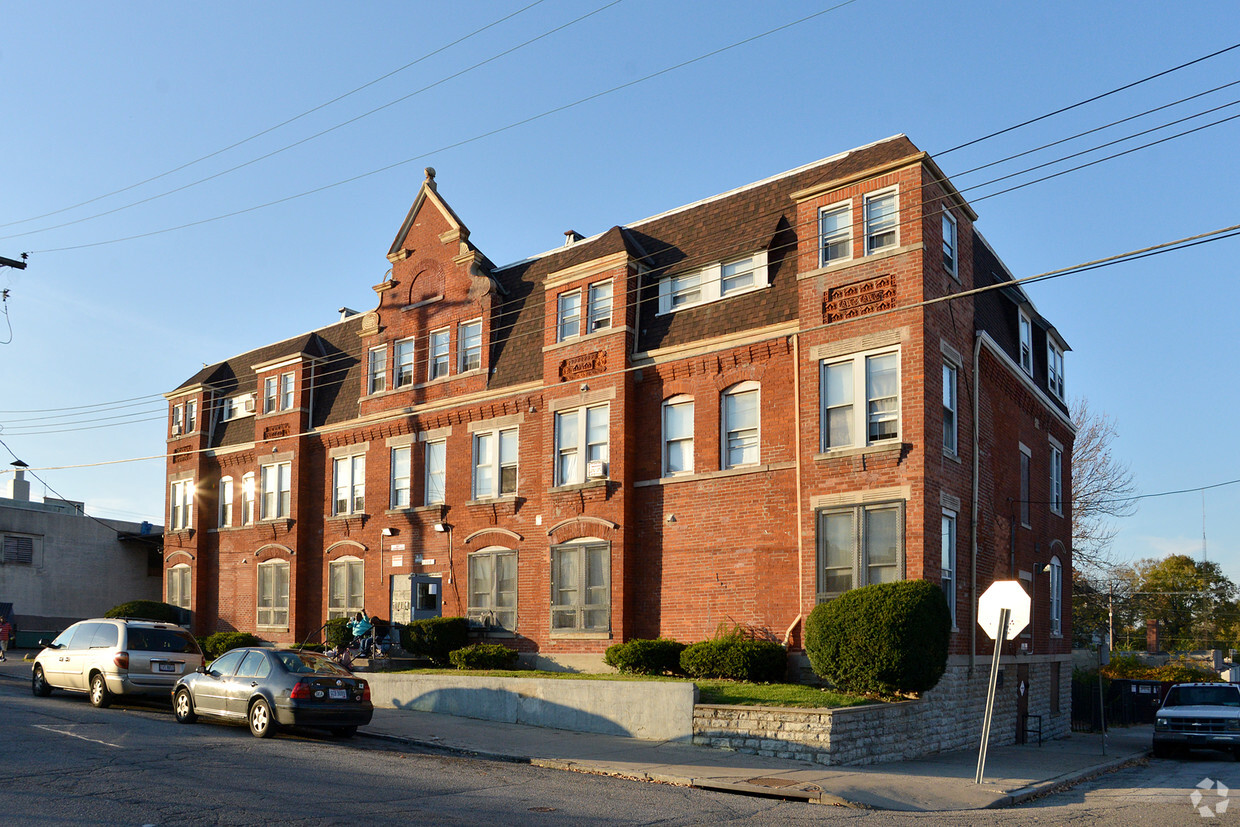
{"left": 1016, "top": 663, "right": 1030, "bottom": 745}
{"left": 412, "top": 575, "right": 442, "bottom": 620}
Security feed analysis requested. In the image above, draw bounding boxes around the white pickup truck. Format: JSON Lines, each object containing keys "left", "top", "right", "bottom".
{"left": 1153, "top": 682, "right": 1240, "bottom": 759}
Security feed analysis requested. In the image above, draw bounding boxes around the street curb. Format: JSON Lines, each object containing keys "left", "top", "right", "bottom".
{"left": 996, "top": 750, "right": 1150, "bottom": 808}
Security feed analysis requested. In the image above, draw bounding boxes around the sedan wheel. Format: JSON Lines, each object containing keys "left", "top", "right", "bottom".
{"left": 249, "top": 698, "right": 275, "bottom": 738}
{"left": 174, "top": 688, "right": 197, "bottom": 724}
{"left": 89, "top": 673, "right": 112, "bottom": 708}
{"left": 32, "top": 665, "right": 53, "bottom": 697}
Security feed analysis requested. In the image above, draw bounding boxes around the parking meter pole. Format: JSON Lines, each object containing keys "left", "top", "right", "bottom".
{"left": 975, "top": 607, "right": 1009, "bottom": 785}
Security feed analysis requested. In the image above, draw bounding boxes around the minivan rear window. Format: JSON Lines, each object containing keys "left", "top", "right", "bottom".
{"left": 126, "top": 628, "right": 200, "bottom": 654}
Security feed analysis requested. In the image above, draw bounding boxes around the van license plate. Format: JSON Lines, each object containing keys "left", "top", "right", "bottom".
{"left": 157, "top": 663, "right": 176, "bottom": 673}
{"left": 329, "top": 689, "right": 347, "bottom": 700}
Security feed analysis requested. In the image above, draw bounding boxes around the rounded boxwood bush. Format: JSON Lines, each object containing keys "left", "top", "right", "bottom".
{"left": 679, "top": 638, "right": 786, "bottom": 683}
{"left": 325, "top": 617, "right": 353, "bottom": 649}
{"left": 449, "top": 643, "right": 519, "bottom": 670}
{"left": 399, "top": 617, "right": 469, "bottom": 666}
{"left": 105, "top": 600, "right": 182, "bottom": 623}
{"left": 805, "top": 579, "right": 950, "bottom": 696}
{"left": 202, "top": 631, "right": 262, "bottom": 658}
{"left": 604, "top": 638, "right": 686, "bottom": 675}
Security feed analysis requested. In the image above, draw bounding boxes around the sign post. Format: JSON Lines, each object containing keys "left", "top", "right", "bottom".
{"left": 975, "top": 580, "right": 1032, "bottom": 785}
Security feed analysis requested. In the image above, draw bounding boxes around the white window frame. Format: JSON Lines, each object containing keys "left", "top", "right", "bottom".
{"left": 1018, "top": 309, "right": 1034, "bottom": 376}
{"left": 554, "top": 404, "right": 609, "bottom": 486}
{"left": 942, "top": 210, "right": 958, "bottom": 277}
{"left": 390, "top": 445, "right": 411, "bottom": 509}
{"left": 241, "top": 472, "right": 255, "bottom": 525}
{"left": 459, "top": 319, "right": 482, "bottom": 373}
{"left": 943, "top": 362, "right": 958, "bottom": 456}
{"left": 1019, "top": 443, "right": 1032, "bottom": 528}
{"left": 587, "top": 281, "right": 613, "bottom": 333}
{"left": 657, "top": 250, "right": 769, "bottom": 314}
{"left": 864, "top": 188, "right": 899, "bottom": 254}
{"left": 721, "top": 382, "right": 760, "bottom": 469}
{"left": 550, "top": 538, "right": 610, "bottom": 633}
{"left": 327, "top": 557, "right": 364, "bottom": 620}
{"left": 218, "top": 476, "right": 233, "bottom": 527}
{"left": 472, "top": 428, "right": 518, "bottom": 499}
{"left": 662, "top": 396, "right": 694, "bottom": 476}
{"left": 172, "top": 404, "right": 183, "bottom": 436}
{"left": 819, "top": 202, "right": 852, "bottom": 266}
{"left": 260, "top": 461, "right": 291, "bottom": 520}
{"left": 424, "top": 439, "right": 446, "bottom": 505}
{"left": 1049, "top": 439, "right": 1064, "bottom": 516}
{"left": 429, "top": 328, "right": 450, "bottom": 380}
{"left": 170, "top": 479, "right": 193, "bottom": 530}
{"left": 332, "top": 453, "right": 366, "bottom": 516}
{"left": 367, "top": 346, "right": 387, "bottom": 395}
{"left": 816, "top": 501, "right": 905, "bottom": 601}
{"left": 257, "top": 559, "right": 290, "bottom": 629}
{"left": 394, "top": 338, "right": 416, "bottom": 387}
{"left": 1049, "top": 556, "right": 1063, "bottom": 636}
{"left": 185, "top": 400, "right": 197, "bottom": 433}
{"left": 1047, "top": 339, "right": 1065, "bottom": 399}
{"left": 467, "top": 546, "right": 517, "bottom": 631}
{"left": 557, "top": 290, "right": 582, "bottom": 342}
{"left": 720, "top": 255, "right": 759, "bottom": 296}
{"left": 167, "top": 564, "right": 191, "bottom": 610}
{"left": 280, "top": 372, "right": 295, "bottom": 410}
{"left": 942, "top": 509, "right": 957, "bottom": 628}
{"left": 263, "top": 376, "right": 278, "bottom": 413}
{"left": 820, "top": 347, "right": 901, "bottom": 451}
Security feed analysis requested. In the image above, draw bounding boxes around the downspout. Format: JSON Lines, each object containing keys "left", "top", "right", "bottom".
{"left": 970, "top": 335, "right": 983, "bottom": 673}
{"left": 785, "top": 331, "right": 805, "bottom": 647}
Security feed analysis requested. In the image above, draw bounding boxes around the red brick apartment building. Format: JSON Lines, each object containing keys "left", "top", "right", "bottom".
{"left": 164, "top": 135, "right": 1073, "bottom": 710}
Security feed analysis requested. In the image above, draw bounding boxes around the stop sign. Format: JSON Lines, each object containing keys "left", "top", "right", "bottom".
{"left": 977, "top": 580, "right": 1031, "bottom": 640}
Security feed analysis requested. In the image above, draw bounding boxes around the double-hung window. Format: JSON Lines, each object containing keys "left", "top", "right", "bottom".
{"left": 390, "top": 446, "right": 411, "bottom": 508}
{"left": 557, "top": 290, "right": 582, "bottom": 341}
{"left": 394, "top": 339, "right": 416, "bottom": 387}
{"left": 864, "top": 190, "right": 898, "bottom": 253}
{"left": 1018, "top": 310, "right": 1033, "bottom": 376}
{"left": 555, "top": 404, "right": 609, "bottom": 485}
{"left": 722, "top": 383, "right": 759, "bottom": 468}
{"left": 327, "top": 558, "right": 364, "bottom": 620}
{"left": 172, "top": 405, "right": 183, "bottom": 436}
{"left": 943, "top": 363, "right": 958, "bottom": 455}
{"left": 1049, "top": 557, "right": 1063, "bottom": 636}
{"left": 332, "top": 454, "right": 365, "bottom": 515}
{"left": 264, "top": 376, "right": 278, "bottom": 413}
{"left": 721, "top": 257, "right": 757, "bottom": 295}
{"left": 468, "top": 548, "right": 517, "bottom": 631}
{"left": 1047, "top": 340, "right": 1065, "bottom": 399}
{"left": 429, "top": 329, "right": 450, "bottom": 380}
{"left": 668, "top": 272, "right": 701, "bottom": 309}
{"left": 167, "top": 564, "right": 191, "bottom": 610}
{"left": 942, "top": 510, "right": 957, "bottom": 627}
{"left": 942, "top": 211, "right": 958, "bottom": 276}
{"left": 1019, "top": 444, "right": 1031, "bottom": 527}
{"left": 241, "top": 473, "right": 255, "bottom": 525}
{"left": 280, "top": 373, "right": 294, "bottom": 410}
{"left": 185, "top": 400, "right": 197, "bottom": 432}
{"left": 819, "top": 203, "right": 852, "bottom": 265}
{"left": 368, "top": 346, "right": 387, "bottom": 394}
{"left": 424, "top": 440, "right": 446, "bottom": 505}
{"left": 1049, "top": 440, "right": 1064, "bottom": 516}
{"left": 816, "top": 501, "right": 904, "bottom": 601}
{"left": 662, "top": 396, "right": 694, "bottom": 475}
{"left": 218, "top": 477, "right": 233, "bottom": 527}
{"left": 473, "top": 429, "right": 518, "bottom": 498}
{"left": 587, "top": 281, "right": 612, "bottom": 332}
{"left": 170, "top": 479, "right": 193, "bottom": 530}
{"left": 551, "top": 540, "right": 610, "bottom": 632}
{"left": 257, "top": 560, "right": 289, "bottom": 628}
{"left": 459, "top": 320, "right": 482, "bottom": 372}
{"left": 260, "top": 461, "right": 291, "bottom": 519}
{"left": 821, "top": 349, "right": 900, "bottom": 450}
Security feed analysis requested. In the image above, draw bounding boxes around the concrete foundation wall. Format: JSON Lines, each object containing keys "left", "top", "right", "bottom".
{"left": 364, "top": 673, "right": 697, "bottom": 741}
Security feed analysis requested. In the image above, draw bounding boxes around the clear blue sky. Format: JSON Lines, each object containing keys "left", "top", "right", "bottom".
{"left": 1, "top": 1, "right": 1237, "bottom": 582}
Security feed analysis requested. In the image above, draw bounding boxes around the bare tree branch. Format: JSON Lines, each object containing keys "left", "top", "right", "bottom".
{"left": 1071, "top": 397, "right": 1137, "bottom": 574}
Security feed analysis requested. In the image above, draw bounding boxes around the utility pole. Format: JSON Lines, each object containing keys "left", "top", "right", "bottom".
{"left": 0, "top": 254, "right": 27, "bottom": 270}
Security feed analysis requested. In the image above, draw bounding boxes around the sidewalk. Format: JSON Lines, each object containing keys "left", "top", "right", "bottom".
{"left": 0, "top": 652, "right": 1149, "bottom": 811}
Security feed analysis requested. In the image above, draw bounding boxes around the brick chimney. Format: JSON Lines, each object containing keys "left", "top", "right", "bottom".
{"left": 1146, "top": 619, "right": 1161, "bottom": 653}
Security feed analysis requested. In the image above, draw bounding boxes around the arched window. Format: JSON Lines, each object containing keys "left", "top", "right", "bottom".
{"left": 1049, "top": 556, "right": 1063, "bottom": 636}
{"left": 467, "top": 546, "right": 516, "bottom": 631}
{"left": 257, "top": 559, "right": 290, "bottom": 629}
{"left": 721, "top": 382, "right": 759, "bottom": 469}
{"left": 167, "top": 564, "right": 191, "bottom": 610}
{"left": 662, "top": 395, "right": 694, "bottom": 475}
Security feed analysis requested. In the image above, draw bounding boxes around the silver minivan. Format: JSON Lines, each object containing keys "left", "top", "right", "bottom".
{"left": 32, "top": 618, "right": 204, "bottom": 707}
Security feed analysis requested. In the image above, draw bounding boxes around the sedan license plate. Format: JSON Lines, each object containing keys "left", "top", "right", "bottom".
{"left": 329, "top": 688, "right": 347, "bottom": 700}
{"left": 157, "top": 663, "right": 176, "bottom": 673}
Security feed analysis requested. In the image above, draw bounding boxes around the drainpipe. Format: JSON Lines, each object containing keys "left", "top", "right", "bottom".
{"left": 785, "top": 332, "right": 805, "bottom": 647}
{"left": 971, "top": 335, "right": 983, "bottom": 673}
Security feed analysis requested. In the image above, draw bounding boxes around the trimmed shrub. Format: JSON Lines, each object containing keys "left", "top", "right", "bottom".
{"left": 325, "top": 617, "right": 352, "bottom": 649}
{"left": 1101, "top": 654, "right": 1220, "bottom": 683}
{"left": 448, "top": 643, "right": 519, "bottom": 670}
{"left": 679, "top": 638, "right": 787, "bottom": 682}
{"left": 805, "top": 579, "right": 950, "bottom": 696}
{"left": 400, "top": 617, "right": 469, "bottom": 666}
{"left": 202, "top": 631, "right": 262, "bottom": 659}
{"left": 604, "top": 638, "right": 686, "bottom": 675}
{"left": 104, "top": 600, "right": 182, "bottom": 624}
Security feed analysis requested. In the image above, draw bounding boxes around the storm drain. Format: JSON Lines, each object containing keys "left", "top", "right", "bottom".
{"left": 746, "top": 777, "right": 823, "bottom": 793}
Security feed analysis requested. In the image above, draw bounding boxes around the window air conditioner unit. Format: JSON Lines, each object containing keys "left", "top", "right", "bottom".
{"left": 171, "top": 425, "right": 182, "bottom": 436}
{"left": 586, "top": 460, "right": 607, "bottom": 480}
{"left": 243, "top": 397, "right": 256, "bottom": 413}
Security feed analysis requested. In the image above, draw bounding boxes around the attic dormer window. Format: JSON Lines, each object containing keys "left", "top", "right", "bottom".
{"left": 657, "top": 250, "right": 769, "bottom": 315}
{"left": 1018, "top": 310, "right": 1033, "bottom": 376}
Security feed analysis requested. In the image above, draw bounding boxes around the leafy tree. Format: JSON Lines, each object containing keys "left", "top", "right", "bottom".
{"left": 1121, "top": 555, "right": 1237, "bottom": 650}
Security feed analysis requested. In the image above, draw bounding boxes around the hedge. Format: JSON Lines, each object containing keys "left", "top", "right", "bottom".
{"left": 449, "top": 643, "right": 520, "bottom": 670}
{"left": 603, "top": 638, "right": 686, "bottom": 676}
{"left": 805, "top": 579, "right": 950, "bottom": 696}
{"left": 399, "top": 617, "right": 469, "bottom": 666}
{"left": 201, "top": 632, "right": 263, "bottom": 659}
{"left": 679, "top": 638, "right": 786, "bottom": 683}
{"left": 104, "top": 600, "right": 182, "bottom": 624}
{"left": 324, "top": 617, "right": 353, "bottom": 649}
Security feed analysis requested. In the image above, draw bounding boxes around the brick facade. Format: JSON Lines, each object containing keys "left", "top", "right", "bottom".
{"left": 163, "top": 136, "right": 1074, "bottom": 680}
